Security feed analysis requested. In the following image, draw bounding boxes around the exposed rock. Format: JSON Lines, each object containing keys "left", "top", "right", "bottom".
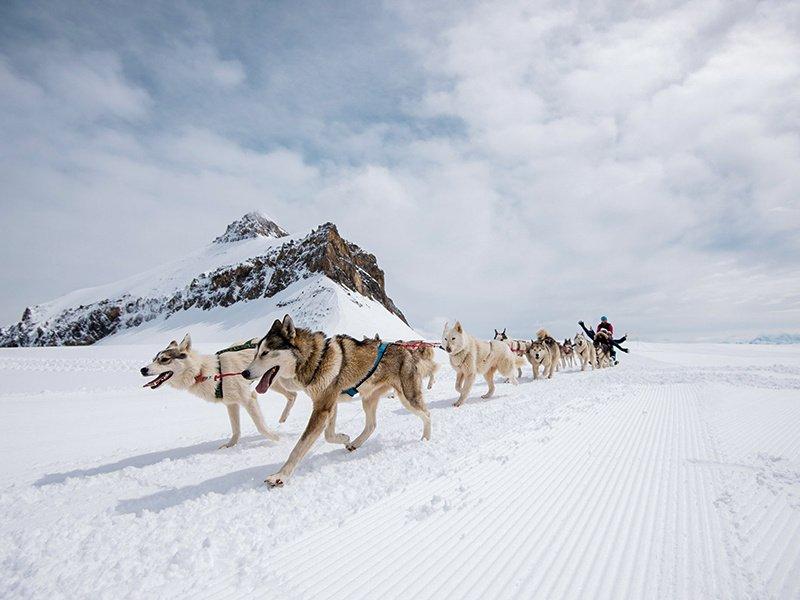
{"left": 212, "top": 212, "right": 288, "bottom": 244}
{"left": 1, "top": 217, "right": 406, "bottom": 346}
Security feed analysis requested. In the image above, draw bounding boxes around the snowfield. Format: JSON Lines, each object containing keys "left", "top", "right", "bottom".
{"left": 1, "top": 341, "right": 799, "bottom": 599}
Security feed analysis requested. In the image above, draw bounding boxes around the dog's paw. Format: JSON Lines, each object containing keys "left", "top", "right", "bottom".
{"left": 346, "top": 443, "right": 358, "bottom": 452}
{"left": 265, "top": 474, "right": 285, "bottom": 488}
{"left": 219, "top": 440, "right": 238, "bottom": 449}
{"left": 262, "top": 431, "right": 280, "bottom": 442}
{"left": 480, "top": 393, "right": 493, "bottom": 399}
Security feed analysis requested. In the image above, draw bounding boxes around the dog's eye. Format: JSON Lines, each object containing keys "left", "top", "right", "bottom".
{"left": 261, "top": 351, "right": 267, "bottom": 357}
{"left": 159, "top": 357, "right": 171, "bottom": 364}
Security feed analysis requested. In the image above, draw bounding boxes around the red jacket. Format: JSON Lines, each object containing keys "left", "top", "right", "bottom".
{"left": 597, "top": 322, "right": 614, "bottom": 335}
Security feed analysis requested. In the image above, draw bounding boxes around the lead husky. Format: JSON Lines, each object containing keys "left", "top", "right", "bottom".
{"left": 443, "top": 321, "right": 518, "bottom": 407}
{"left": 573, "top": 332, "right": 596, "bottom": 371}
{"left": 140, "top": 334, "right": 284, "bottom": 448}
{"left": 242, "top": 315, "right": 431, "bottom": 487}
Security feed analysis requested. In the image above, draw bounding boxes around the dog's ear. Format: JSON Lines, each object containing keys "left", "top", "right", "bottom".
{"left": 282, "top": 314, "right": 296, "bottom": 340}
{"left": 168, "top": 340, "right": 178, "bottom": 348}
{"left": 442, "top": 321, "right": 449, "bottom": 337}
{"left": 454, "top": 321, "right": 463, "bottom": 333}
{"left": 374, "top": 333, "right": 380, "bottom": 341}
{"left": 178, "top": 333, "right": 191, "bottom": 352}
{"left": 502, "top": 328, "right": 506, "bottom": 335}
{"left": 494, "top": 329, "right": 498, "bottom": 336}
{"left": 270, "top": 318, "right": 282, "bottom": 333}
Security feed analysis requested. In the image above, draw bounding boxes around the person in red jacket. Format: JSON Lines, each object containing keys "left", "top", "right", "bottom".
{"left": 578, "top": 316, "right": 627, "bottom": 364}
{"left": 596, "top": 316, "right": 613, "bottom": 336}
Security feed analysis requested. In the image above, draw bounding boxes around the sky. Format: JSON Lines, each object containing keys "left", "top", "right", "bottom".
{"left": 1, "top": 0, "right": 799, "bottom": 341}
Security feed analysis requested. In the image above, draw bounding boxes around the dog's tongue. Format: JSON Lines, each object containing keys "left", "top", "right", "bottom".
{"left": 256, "top": 366, "right": 278, "bottom": 394}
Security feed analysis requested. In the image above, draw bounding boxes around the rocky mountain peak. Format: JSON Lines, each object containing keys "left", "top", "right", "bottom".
{"left": 1, "top": 217, "right": 407, "bottom": 346}
{"left": 213, "top": 212, "right": 288, "bottom": 244}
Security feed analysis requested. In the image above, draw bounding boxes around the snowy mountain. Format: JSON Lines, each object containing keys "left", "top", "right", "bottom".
{"left": 748, "top": 333, "right": 800, "bottom": 345}
{"left": 0, "top": 213, "right": 416, "bottom": 346}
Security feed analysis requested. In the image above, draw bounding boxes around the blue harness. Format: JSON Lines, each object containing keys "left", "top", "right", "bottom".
{"left": 342, "top": 342, "right": 389, "bottom": 397}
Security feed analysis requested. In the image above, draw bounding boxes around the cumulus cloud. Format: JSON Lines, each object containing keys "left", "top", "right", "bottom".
{"left": 0, "top": 0, "right": 798, "bottom": 340}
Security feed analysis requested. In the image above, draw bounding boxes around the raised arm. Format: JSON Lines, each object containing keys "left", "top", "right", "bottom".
{"left": 578, "top": 321, "right": 595, "bottom": 340}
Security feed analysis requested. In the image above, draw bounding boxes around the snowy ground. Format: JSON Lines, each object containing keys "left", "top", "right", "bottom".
{"left": 1, "top": 341, "right": 799, "bottom": 599}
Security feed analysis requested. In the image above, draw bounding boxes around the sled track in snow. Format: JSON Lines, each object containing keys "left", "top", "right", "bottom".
{"left": 198, "top": 384, "right": 777, "bottom": 600}
{"left": 2, "top": 344, "right": 800, "bottom": 599}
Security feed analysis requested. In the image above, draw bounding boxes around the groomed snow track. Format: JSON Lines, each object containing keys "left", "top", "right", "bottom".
{"left": 1, "top": 342, "right": 799, "bottom": 599}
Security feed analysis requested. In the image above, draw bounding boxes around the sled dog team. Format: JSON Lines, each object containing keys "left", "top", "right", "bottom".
{"left": 140, "top": 315, "right": 618, "bottom": 487}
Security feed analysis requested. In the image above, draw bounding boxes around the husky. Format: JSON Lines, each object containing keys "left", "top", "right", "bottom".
{"left": 393, "top": 339, "right": 439, "bottom": 389}
{"left": 493, "top": 328, "right": 531, "bottom": 378}
{"left": 593, "top": 329, "right": 614, "bottom": 368}
{"left": 560, "top": 339, "right": 575, "bottom": 369}
{"left": 528, "top": 329, "right": 561, "bottom": 379}
{"left": 573, "top": 332, "right": 596, "bottom": 371}
{"left": 443, "top": 321, "right": 518, "bottom": 407}
{"left": 413, "top": 345, "right": 439, "bottom": 389}
{"left": 242, "top": 315, "right": 431, "bottom": 487}
{"left": 140, "top": 334, "right": 286, "bottom": 448}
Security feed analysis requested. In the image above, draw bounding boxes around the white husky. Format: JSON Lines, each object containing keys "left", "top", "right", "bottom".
{"left": 493, "top": 328, "right": 531, "bottom": 378}
{"left": 140, "top": 334, "right": 288, "bottom": 447}
{"left": 573, "top": 332, "right": 596, "bottom": 371}
{"left": 443, "top": 321, "right": 518, "bottom": 407}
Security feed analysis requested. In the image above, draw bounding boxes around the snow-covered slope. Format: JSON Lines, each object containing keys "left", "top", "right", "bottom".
{"left": 0, "top": 214, "right": 413, "bottom": 346}
{"left": 1, "top": 342, "right": 799, "bottom": 598}
{"left": 106, "top": 276, "right": 419, "bottom": 344}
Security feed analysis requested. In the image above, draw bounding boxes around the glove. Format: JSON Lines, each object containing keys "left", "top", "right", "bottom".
{"left": 578, "top": 320, "right": 584, "bottom": 326}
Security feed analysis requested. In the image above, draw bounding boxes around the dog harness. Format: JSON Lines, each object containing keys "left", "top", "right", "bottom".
{"left": 342, "top": 342, "right": 390, "bottom": 397}
{"left": 194, "top": 340, "right": 258, "bottom": 399}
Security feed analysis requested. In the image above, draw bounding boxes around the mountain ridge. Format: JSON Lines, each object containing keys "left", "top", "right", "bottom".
{"left": 0, "top": 214, "right": 408, "bottom": 346}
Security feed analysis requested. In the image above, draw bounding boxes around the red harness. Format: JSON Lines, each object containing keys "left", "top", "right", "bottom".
{"left": 502, "top": 340, "right": 527, "bottom": 356}
{"left": 194, "top": 371, "right": 242, "bottom": 385}
{"left": 393, "top": 340, "right": 442, "bottom": 351}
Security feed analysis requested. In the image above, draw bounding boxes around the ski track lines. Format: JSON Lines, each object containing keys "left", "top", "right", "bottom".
{"left": 202, "top": 384, "right": 739, "bottom": 600}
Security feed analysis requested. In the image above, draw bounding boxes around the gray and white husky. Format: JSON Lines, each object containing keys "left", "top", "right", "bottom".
{"left": 140, "top": 334, "right": 293, "bottom": 448}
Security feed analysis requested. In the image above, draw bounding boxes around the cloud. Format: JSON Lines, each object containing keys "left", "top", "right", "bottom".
{"left": 0, "top": 0, "right": 798, "bottom": 340}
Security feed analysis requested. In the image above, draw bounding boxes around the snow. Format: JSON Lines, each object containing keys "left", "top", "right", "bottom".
{"left": 2, "top": 340, "right": 800, "bottom": 598}
{"left": 103, "top": 275, "right": 420, "bottom": 344}
{"left": 31, "top": 234, "right": 299, "bottom": 321}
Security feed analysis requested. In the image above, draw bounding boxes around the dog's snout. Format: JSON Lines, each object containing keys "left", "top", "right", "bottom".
{"left": 241, "top": 369, "right": 250, "bottom": 379}
{"left": 140, "top": 367, "right": 148, "bottom": 376}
